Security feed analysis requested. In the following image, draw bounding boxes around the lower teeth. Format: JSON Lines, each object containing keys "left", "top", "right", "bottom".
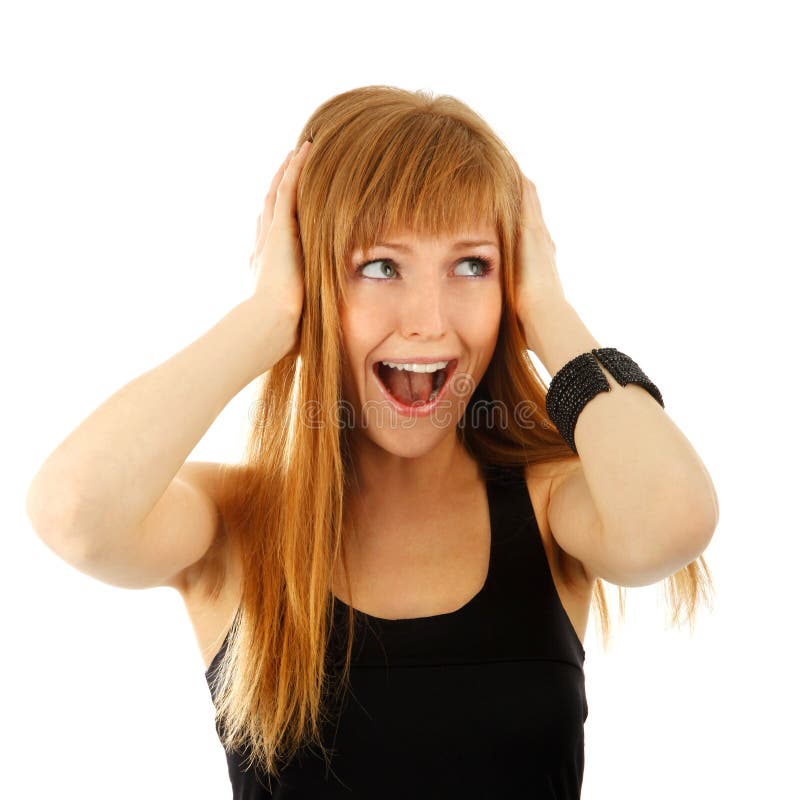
{"left": 428, "top": 385, "right": 443, "bottom": 403}
{"left": 427, "top": 370, "right": 446, "bottom": 402}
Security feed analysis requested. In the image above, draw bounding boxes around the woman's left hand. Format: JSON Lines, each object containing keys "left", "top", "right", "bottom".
{"left": 515, "top": 175, "right": 568, "bottom": 322}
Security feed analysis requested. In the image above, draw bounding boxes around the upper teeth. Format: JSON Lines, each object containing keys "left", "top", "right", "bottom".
{"left": 380, "top": 360, "right": 449, "bottom": 373}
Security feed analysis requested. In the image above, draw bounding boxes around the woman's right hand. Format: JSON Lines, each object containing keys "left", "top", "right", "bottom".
{"left": 249, "top": 140, "right": 313, "bottom": 357}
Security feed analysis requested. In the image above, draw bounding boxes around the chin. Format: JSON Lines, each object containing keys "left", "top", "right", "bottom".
{"left": 363, "top": 425, "right": 455, "bottom": 460}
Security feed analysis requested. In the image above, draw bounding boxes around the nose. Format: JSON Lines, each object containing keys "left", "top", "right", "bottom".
{"left": 398, "top": 279, "right": 447, "bottom": 341}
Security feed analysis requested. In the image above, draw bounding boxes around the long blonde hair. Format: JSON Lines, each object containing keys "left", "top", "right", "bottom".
{"left": 201, "top": 85, "right": 715, "bottom": 781}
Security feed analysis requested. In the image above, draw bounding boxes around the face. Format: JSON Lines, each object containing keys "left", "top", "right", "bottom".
{"left": 339, "top": 223, "right": 503, "bottom": 460}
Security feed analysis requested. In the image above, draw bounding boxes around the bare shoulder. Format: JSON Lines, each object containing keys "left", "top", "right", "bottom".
{"left": 523, "top": 457, "right": 582, "bottom": 485}
{"left": 175, "top": 460, "right": 246, "bottom": 600}
{"left": 517, "top": 458, "right": 593, "bottom": 645}
{"left": 174, "top": 461, "right": 247, "bottom": 670}
{"left": 522, "top": 458, "right": 592, "bottom": 590}
{"left": 522, "top": 457, "right": 582, "bottom": 516}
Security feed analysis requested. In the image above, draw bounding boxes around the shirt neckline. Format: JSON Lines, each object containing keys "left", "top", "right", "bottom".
{"left": 330, "top": 464, "right": 496, "bottom": 625}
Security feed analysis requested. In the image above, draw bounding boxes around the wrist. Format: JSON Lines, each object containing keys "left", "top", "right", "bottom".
{"left": 520, "top": 299, "right": 602, "bottom": 378}
{"left": 235, "top": 297, "right": 299, "bottom": 374}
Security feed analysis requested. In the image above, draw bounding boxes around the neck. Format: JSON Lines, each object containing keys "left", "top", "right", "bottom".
{"left": 348, "top": 431, "right": 478, "bottom": 501}
{"left": 337, "top": 433, "right": 484, "bottom": 571}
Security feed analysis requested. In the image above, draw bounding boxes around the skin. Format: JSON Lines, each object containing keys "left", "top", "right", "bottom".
{"left": 338, "top": 222, "right": 503, "bottom": 518}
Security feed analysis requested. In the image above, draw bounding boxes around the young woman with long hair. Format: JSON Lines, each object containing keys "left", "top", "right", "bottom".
{"left": 27, "top": 85, "right": 718, "bottom": 798}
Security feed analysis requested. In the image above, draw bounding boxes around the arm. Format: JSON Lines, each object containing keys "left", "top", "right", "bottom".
{"left": 25, "top": 298, "right": 292, "bottom": 573}
{"left": 523, "top": 298, "right": 719, "bottom": 586}
{"left": 25, "top": 143, "right": 310, "bottom": 589}
{"left": 514, "top": 176, "right": 718, "bottom": 586}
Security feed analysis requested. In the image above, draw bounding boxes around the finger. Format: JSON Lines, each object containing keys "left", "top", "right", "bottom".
{"left": 265, "top": 150, "right": 293, "bottom": 205}
{"left": 523, "top": 177, "right": 544, "bottom": 224}
{"left": 275, "top": 140, "right": 312, "bottom": 218}
{"left": 280, "top": 140, "right": 312, "bottom": 189}
{"left": 258, "top": 150, "right": 295, "bottom": 240}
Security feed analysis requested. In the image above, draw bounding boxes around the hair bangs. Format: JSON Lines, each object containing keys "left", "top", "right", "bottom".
{"left": 328, "top": 117, "right": 505, "bottom": 298}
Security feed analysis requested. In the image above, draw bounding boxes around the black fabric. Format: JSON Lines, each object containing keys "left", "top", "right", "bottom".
{"left": 205, "top": 463, "right": 588, "bottom": 799}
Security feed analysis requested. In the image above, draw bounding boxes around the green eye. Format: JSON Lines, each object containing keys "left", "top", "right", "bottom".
{"left": 356, "top": 257, "right": 493, "bottom": 280}
{"left": 357, "top": 259, "right": 397, "bottom": 279}
{"left": 453, "top": 258, "right": 493, "bottom": 277}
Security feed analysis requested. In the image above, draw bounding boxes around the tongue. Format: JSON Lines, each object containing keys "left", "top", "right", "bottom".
{"left": 385, "top": 369, "right": 434, "bottom": 405}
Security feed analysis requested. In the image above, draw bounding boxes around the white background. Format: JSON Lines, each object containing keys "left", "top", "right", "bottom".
{"left": 3, "top": 1, "right": 797, "bottom": 797}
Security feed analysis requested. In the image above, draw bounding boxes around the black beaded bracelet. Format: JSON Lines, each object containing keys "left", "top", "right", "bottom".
{"left": 544, "top": 347, "right": 665, "bottom": 455}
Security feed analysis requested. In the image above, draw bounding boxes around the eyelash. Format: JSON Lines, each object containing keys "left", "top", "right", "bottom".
{"left": 355, "top": 256, "right": 494, "bottom": 281}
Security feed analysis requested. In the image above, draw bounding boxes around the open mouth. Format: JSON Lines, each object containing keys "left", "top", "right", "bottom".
{"left": 373, "top": 359, "right": 457, "bottom": 409}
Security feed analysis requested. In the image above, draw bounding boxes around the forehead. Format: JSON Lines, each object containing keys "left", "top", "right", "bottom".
{"left": 355, "top": 223, "right": 499, "bottom": 254}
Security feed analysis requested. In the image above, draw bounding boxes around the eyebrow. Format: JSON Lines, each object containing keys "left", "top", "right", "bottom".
{"left": 372, "top": 239, "right": 499, "bottom": 252}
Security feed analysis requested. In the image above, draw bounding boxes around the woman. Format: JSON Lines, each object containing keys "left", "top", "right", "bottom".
{"left": 26, "top": 85, "right": 718, "bottom": 798}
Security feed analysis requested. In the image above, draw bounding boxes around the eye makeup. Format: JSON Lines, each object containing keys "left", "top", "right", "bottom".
{"left": 354, "top": 256, "right": 495, "bottom": 280}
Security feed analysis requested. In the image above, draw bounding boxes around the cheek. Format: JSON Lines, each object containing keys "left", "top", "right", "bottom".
{"left": 339, "top": 305, "right": 378, "bottom": 394}
{"left": 466, "top": 291, "right": 503, "bottom": 364}
{"left": 340, "top": 306, "right": 375, "bottom": 364}
{"left": 340, "top": 290, "right": 388, "bottom": 335}
{"left": 462, "top": 285, "right": 502, "bottom": 333}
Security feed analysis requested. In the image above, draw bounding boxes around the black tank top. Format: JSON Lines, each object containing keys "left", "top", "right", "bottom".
{"left": 205, "top": 463, "right": 588, "bottom": 798}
